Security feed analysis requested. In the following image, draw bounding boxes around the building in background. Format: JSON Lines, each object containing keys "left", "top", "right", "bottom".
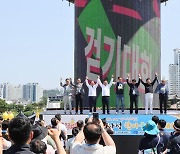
{"left": 1, "top": 83, "right": 43, "bottom": 103}
{"left": 0, "top": 84, "right": 3, "bottom": 99}
{"left": 43, "top": 89, "right": 62, "bottom": 98}
{"left": 169, "top": 48, "right": 180, "bottom": 96}
{"left": 23, "top": 83, "right": 43, "bottom": 103}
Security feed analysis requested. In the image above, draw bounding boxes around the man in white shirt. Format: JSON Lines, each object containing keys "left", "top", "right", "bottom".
{"left": 71, "top": 118, "right": 116, "bottom": 154}
{"left": 85, "top": 76, "right": 99, "bottom": 114}
{"left": 97, "top": 75, "right": 114, "bottom": 114}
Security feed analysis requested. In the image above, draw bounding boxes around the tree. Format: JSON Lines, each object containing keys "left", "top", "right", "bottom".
{"left": 24, "top": 103, "right": 36, "bottom": 112}
{"left": 0, "top": 99, "right": 8, "bottom": 113}
{"left": 37, "top": 97, "right": 47, "bottom": 109}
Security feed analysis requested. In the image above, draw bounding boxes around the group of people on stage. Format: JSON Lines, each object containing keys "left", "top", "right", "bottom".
{"left": 60, "top": 73, "right": 169, "bottom": 115}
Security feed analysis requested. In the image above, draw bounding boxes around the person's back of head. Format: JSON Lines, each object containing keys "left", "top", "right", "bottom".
{"left": 51, "top": 118, "right": 58, "bottom": 128}
{"left": 30, "top": 140, "right": 47, "bottom": 154}
{"left": 76, "top": 120, "right": 84, "bottom": 130}
{"left": 72, "top": 127, "right": 79, "bottom": 137}
{"left": 2, "top": 120, "right": 9, "bottom": 131}
{"left": 158, "top": 119, "right": 166, "bottom": 129}
{"left": 55, "top": 114, "right": 61, "bottom": 122}
{"left": 173, "top": 119, "right": 180, "bottom": 132}
{"left": 152, "top": 116, "right": 159, "bottom": 125}
{"left": 83, "top": 122, "right": 102, "bottom": 144}
{"left": 8, "top": 117, "right": 32, "bottom": 145}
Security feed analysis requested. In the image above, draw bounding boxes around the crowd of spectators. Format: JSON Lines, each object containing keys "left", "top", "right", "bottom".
{"left": 138, "top": 115, "right": 180, "bottom": 154}
{"left": 0, "top": 113, "right": 180, "bottom": 154}
{"left": 0, "top": 113, "right": 115, "bottom": 154}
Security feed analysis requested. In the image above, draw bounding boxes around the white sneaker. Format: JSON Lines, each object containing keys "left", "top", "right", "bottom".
{"left": 115, "top": 112, "right": 118, "bottom": 115}
{"left": 89, "top": 112, "right": 92, "bottom": 115}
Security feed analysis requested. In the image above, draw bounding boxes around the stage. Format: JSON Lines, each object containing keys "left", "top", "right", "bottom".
{"left": 42, "top": 109, "right": 180, "bottom": 115}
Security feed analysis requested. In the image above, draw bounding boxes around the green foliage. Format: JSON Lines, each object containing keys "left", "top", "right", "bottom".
{"left": 0, "top": 99, "right": 8, "bottom": 113}
{"left": 24, "top": 111, "right": 34, "bottom": 117}
{"left": 0, "top": 97, "right": 47, "bottom": 117}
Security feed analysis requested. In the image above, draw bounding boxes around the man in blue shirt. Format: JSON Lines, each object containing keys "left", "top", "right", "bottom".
{"left": 155, "top": 80, "right": 169, "bottom": 114}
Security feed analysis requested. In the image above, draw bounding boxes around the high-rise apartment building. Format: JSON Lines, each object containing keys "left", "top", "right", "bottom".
{"left": 23, "top": 83, "right": 43, "bottom": 102}
{"left": 1, "top": 83, "right": 43, "bottom": 103}
{"left": 169, "top": 48, "right": 180, "bottom": 96}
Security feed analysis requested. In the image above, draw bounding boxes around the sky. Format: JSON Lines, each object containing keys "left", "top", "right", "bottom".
{"left": 0, "top": 0, "right": 179, "bottom": 89}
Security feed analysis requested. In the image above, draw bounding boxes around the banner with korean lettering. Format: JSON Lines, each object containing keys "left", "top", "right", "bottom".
{"left": 75, "top": 0, "right": 161, "bottom": 108}
{"left": 99, "top": 115, "right": 177, "bottom": 135}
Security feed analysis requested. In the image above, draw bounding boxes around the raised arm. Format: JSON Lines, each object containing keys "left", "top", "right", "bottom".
{"left": 99, "top": 119, "right": 115, "bottom": 147}
{"left": 74, "top": 130, "right": 85, "bottom": 144}
{"left": 126, "top": 74, "right": 131, "bottom": 87}
{"left": 97, "top": 76, "right": 103, "bottom": 87}
{"left": 140, "top": 78, "right": 146, "bottom": 86}
{"left": 94, "top": 77, "right": 99, "bottom": 88}
{"left": 151, "top": 74, "right": 158, "bottom": 86}
{"left": 136, "top": 74, "right": 141, "bottom": 87}
{"left": 85, "top": 76, "right": 90, "bottom": 88}
{"left": 48, "top": 129, "right": 66, "bottom": 154}
{"left": 70, "top": 80, "right": 76, "bottom": 87}
{"left": 108, "top": 75, "right": 114, "bottom": 88}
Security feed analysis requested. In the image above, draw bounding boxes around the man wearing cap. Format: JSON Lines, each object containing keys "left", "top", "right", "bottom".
{"left": 155, "top": 79, "right": 169, "bottom": 114}
{"left": 166, "top": 119, "right": 180, "bottom": 153}
{"left": 138, "top": 120, "right": 163, "bottom": 154}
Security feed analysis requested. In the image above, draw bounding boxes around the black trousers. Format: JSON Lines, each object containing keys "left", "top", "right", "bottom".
{"left": 102, "top": 96, "right": 110, "bottom": 114}
{"left": 89, "top": 96, "right": 96, "bottom": 112}
{"left": 130, "top": 95, "right": 138, "bottom": 114}
{"left": 75, "top": 93, "right": 83, "bottom": 114}
{"left": 159, "top": 93, "right": 167, "bottom": 113}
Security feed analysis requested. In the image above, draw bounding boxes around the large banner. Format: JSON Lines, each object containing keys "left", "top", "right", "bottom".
{"left": 75, "top": 0, "right": 161, "bottom": 108}
{"left": 99, "top": 114, "right": 177, "bottom": 136}
{"left": 43, "top": 114, "right": 177, "bottom": 136}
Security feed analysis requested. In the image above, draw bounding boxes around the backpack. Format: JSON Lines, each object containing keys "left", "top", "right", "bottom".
{"left": 143, "top": 134, "right": 161, "bottom": 154}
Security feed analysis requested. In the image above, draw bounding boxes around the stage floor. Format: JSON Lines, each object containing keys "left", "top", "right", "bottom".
{"left": 42, "top": 109, "right": 180, "bottom": 115}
